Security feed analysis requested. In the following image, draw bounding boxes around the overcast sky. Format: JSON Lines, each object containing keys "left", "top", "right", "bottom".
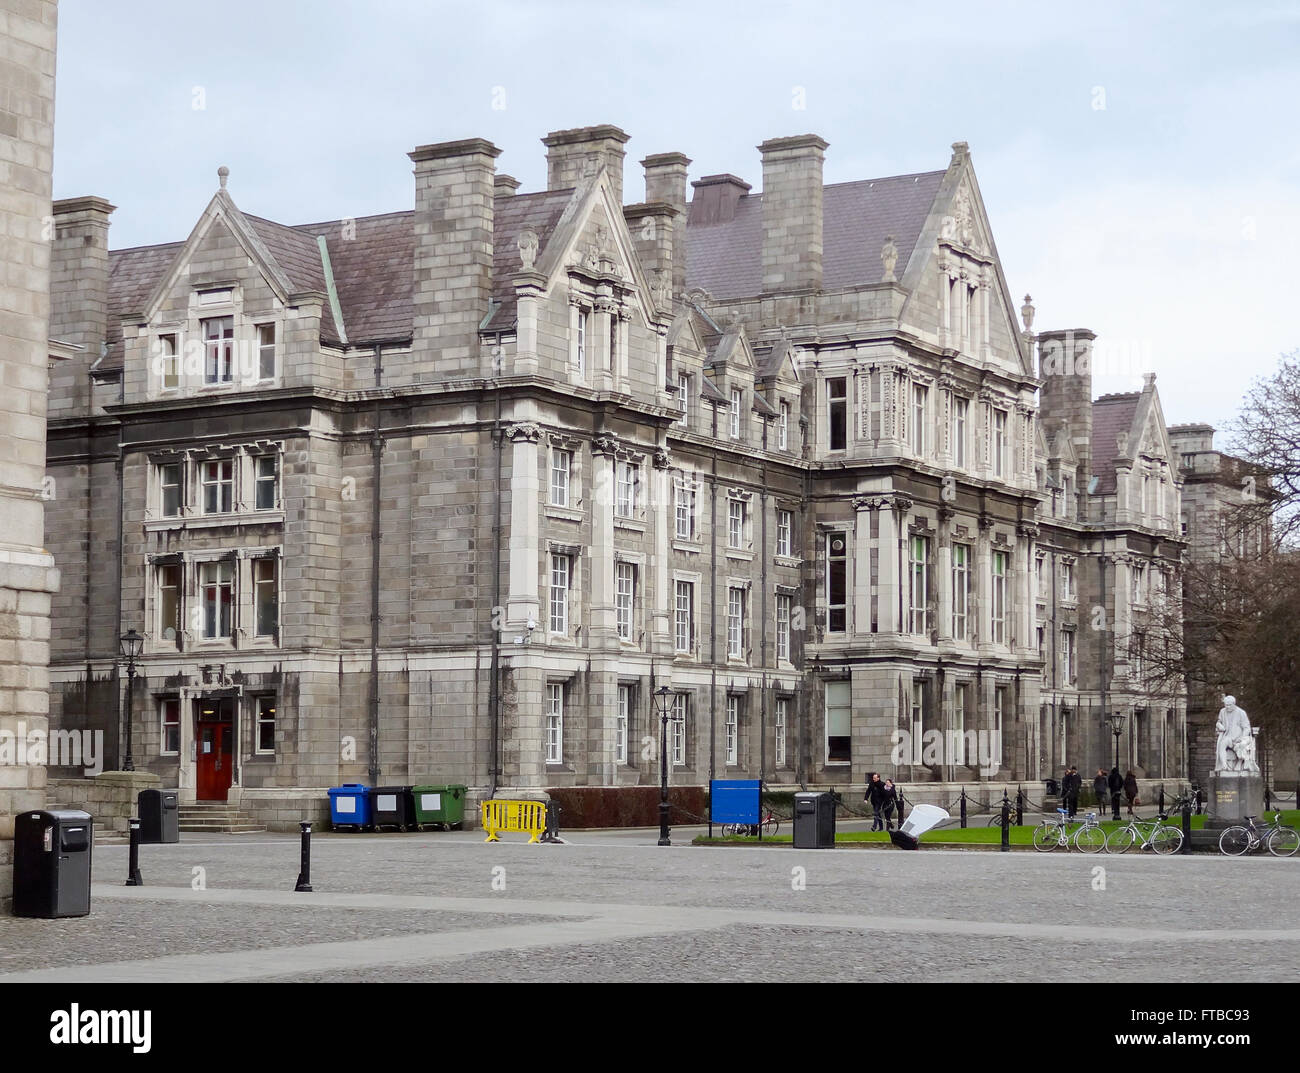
{"left": 51, "top": 0, "right": 1300, "bottom": 436}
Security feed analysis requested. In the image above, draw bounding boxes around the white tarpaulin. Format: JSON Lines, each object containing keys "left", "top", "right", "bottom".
{"left": 899, "top": 803, "right": 949, "bottom": 839}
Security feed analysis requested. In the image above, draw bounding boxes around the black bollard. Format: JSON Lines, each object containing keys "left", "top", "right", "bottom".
{"left": 960, "top": 789, "right": 968, "bottom": 829}
{"left": 1181, "top": 798, "right": 1192, "bottom": 854}
{"left": 125, "top": 817, "right": 143, "bottom": 887}
{"left": 295, "top": 821, "right": 313, "bottom": 892}
{"left": 1000, "top": 796, "right": 1010, "bottom": 852}
{"left": 1015, "top": 788, "right": 1024, "bottom": 827}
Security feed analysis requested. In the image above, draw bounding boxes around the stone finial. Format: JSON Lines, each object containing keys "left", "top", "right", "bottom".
{"left": 1116, "top": 431, "right": 1129, "bottom": 456}
{"left": 517, "top": 228, "right": 539, "bottom": 271}
{"left": 881, "top": 235, "right": 898, "bottom": 282}
{"left": 1143, "top": 372, "right": 1156, "bottom": 389}
{"left": 218, "top": 165, "right": 229, "bottom": 190}
{"left": 1021, "top": 294, "right": 1035, "bottom": 331}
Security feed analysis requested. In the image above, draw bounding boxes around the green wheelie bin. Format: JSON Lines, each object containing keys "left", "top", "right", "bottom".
{"left": 410, "top": 785, "right": 467, "bottom": 831}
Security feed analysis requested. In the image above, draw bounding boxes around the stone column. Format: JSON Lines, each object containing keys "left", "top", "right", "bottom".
{"left": 876, "top": 496, "right": 899, "bottom": 634}
{"left": 976, "top": 516, "right": 993, "bottom": 651}
{"left": 937, "top": 508, "right": 953, "bottom": 643}
{"left": 852, "top": 499, "right": 872, "bottom": 638}
{"left": 650, "top": 449, "right": 672, "bottom": 654}
{"left": 588, "top": 437, "right": 618, "bottom": 648}
{"left": 511, "top": 271, "right": 547, "bottom": 377}
{"left": 505, "top": 423, "right": 541, "bottom": 629}
{"left": 0, "top": 0, "right": 60, "bottom": 911}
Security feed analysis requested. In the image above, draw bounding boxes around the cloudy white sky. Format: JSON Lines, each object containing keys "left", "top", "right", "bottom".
{"left": 51, "top": 0, "right": 1300, "bottom": 435}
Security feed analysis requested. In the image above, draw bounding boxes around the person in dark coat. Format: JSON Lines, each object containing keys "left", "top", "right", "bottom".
{"left": 881, "top": 779, "right": 901, "bottom": 831}
{"left": 1108, "top": 766, "right": 1124, "bottom": 820}
{"left": 865, "top": 772, "right": 887, "bottom": 831}
{"left": 1123, "top": 771, "right": 1140, "bottom": 815}
{"left": 1063, "top": 766, "right": 1081, "bottom": 818}
{"left": 1094, "top": 768, "right": 1108, "bottom": 809}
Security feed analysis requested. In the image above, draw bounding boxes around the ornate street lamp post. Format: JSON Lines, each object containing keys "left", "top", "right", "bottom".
{"left": 1108, "top": 712, "right": 1126, "bottom": 773}
{"left": 119, "top": 628, "right": 143, "bottom": 772}
{"left": 654, "top": 684, "right": 675, "bottom": 847}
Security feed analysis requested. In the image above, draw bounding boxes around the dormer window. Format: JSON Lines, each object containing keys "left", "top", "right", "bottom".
{"left": 779, "top": 401, "right": 789, "bottom": 450}
{"left": 158, "top": 334, "right": 179, "bottom": 390}
{"left": 730, "top": 388, "right": 742, "bottom": 440}
{"left": 203, "top": 316, "right": 235, "bottom": 384}
{"left": 676, "top": 373, "right": 690, "bottom": 427}
{"left": 576, "top": 309, "right": 588, "bottom": 375}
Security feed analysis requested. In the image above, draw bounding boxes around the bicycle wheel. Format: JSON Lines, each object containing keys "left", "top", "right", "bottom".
{"left": 1218, "top": 826, "right": 1252, "bottom": 856}
{"left": 1267, "top": 826, "right": 1300, "bottom": 857}
{"left": 762, "top": 817, "right": 779, "bottom": 838}
{"left": 1151, "top": 826, "right": 1183, "bottom": 855}
{"left": 1073, "top": 826, "right": 1107, "bottom": 853}
{"left": 1106, "top": 826, "right": 1137, "bottom": 854}
{"left": 1032, "top": 823, "right": 1062, "bottom": 851}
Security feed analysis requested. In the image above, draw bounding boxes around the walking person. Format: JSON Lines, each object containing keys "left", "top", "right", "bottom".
{"left": 881, "top": 778, "right": 901, "bottom": 831}
{"left": 1108, "top": 765, "right": 1124, "bottom": 821}
{"left": 1123, "top": 770, "right": 1140, "bottom": 816}
{"left": 1093, "top": 768, "right": 1108, "bottom": 811}
{"left": 865, "top": 772, "right": 886, "bottom": 832}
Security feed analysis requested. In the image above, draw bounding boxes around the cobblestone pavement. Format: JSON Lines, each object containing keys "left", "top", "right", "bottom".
{"left": 1, "top": 831, "right": 1296, "bottom": 981}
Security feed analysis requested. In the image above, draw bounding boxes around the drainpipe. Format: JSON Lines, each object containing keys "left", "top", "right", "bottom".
{"left": 114, "top": 391, "right": 126, "bottom": 771}
{"left": 488, "top": 346, "right": 504, "bottom": 795}
{"left": 759, "top": 416, "right": 769, "bottom": 786}
{"left": 368, "top": 345, "right": 384, "bottom": 787}
{"left": 708, "top": 402, "right": 721, "bottom": 787}
{"left": 1098, "top": 551, "right": 1109, "bottom": 772}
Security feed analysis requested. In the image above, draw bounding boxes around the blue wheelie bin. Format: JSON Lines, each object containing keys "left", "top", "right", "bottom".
{"left": 329, "top": 784, "right": 372, "bottom": 831}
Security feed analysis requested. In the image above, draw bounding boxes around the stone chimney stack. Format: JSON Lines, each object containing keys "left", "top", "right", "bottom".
{"left": 1038, "top": 328, "right": 1096, "bottom": 487}
{"left": 47, "top": 196, "right": 115, "bottom": 417}
{"left": 408, "top": 138, "right": 500, "bottom": 378}
{"left": 642, "top": 152, "right": 691, "bottom": 299}
{"left": 542, "top": 125, "right": 630, "bottom": 204}
{"left": 494, "top": 174, "right": 521, "bottom": 197}
{"left": 758, "top": 134, "right": 828, "bottom": 295}
{"left": 688, "top": 174, "right": 751, "bottom": 225}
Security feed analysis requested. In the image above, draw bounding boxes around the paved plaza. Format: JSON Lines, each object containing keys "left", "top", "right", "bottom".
{"left": 1, "top": 828, "right": 1297, "bottom": 982}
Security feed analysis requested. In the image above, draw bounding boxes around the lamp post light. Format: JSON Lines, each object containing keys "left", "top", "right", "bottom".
{"left": 1108, "top": 712, "right": 1126, "bottom": 773}
{"left": 119, "top": 628, "right": 144, "bottom": 772}
{"left": 653, "top": 684, "right": 675, "bottom": 847}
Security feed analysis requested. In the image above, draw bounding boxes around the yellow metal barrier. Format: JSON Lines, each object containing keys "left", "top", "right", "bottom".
{"left": 481, "top": 799, "right": 547, "bottom": 843}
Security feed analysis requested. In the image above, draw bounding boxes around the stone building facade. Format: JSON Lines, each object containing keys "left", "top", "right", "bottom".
{"left": 1168, "top": 423, "right": 1288, "bottom": 788}
{"left": 43, "top": 124, "right": 1192, "bottom": 823}
{"left": 1, "top": 0, "right": 61, "bottom": 906}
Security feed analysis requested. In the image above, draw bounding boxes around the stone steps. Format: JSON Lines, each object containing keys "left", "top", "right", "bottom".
{"left": 178, "top": 803, "right": 266, "bottom": 834}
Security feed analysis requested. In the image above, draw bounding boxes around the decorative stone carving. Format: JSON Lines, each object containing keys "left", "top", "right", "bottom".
{"left": 892, "top": 493, "right": 914, "bottom": 514}
{"left": 505, "top": 422, "right": 541, "bottom": 444}
{"left": 1021, "top": 294, "right": 1035, "bottom": 332}
{"left": 881, "top": 235, "right": 898, "bottom": 282}
{"left": 517, "top": 228, "right": 539, "bottom": 271}
{"left": 653, "top": 447, "right": 672, "bottom": 470}
{"left": 1215, "top": 696, "right": 1259, "bottom": 774}
{"left": 591, "top": 434, "right": 620, "bottom": 457}
{"left": 1017, "top": 522, "right": 1039, "bottom": 540}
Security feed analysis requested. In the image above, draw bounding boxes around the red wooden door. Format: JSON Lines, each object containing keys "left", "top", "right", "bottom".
{"left": 196, "top": 717, "right": 233, "bottom": 801}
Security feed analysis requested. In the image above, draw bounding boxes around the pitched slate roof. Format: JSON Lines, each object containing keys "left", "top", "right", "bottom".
{"left": 1091, "top": 392, "right": 1141, "bottom": 494}
{"left": 685, "top": 170, "right": 946, "bottom": 300}
{"left": 102, "top": 190, "right": 575, "bottom": 371}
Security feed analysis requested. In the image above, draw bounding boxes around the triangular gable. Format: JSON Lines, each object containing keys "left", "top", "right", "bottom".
{"left": 532, "top": 166, "right": 660, "bottom": 327}
{"left": 1128, "top": 379, "right": 1176, "bottom": 466}
{"left": 139, "top": 188, "right": 295, "bottom": 324}
{"left": 899, "top": 148, "right": 1033, "bottom": 379}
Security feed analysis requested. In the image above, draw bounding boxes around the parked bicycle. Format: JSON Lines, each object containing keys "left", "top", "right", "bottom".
{"left": 1218, "top": 812, "right": 1300, "bottom": 857}
{"left": 721, "top": 807, "right": 779, "bottom": 838}
{"left": 1032, "top": 809, "right": 1106, "bottom": 853}
{"left": 1105, "top": 807, "right": 1185, "bottom": 854}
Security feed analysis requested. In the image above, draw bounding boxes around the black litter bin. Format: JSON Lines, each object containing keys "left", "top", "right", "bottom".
{"left": 1044, "top": 778, "right": 1060, "bottom": 796}
{"left": 12, "top": 809, "right": 93, "bottom": 918}
{"left": 371, "top": 786, "right": 414, "bottom": 831}
{"left": 792, "top": 791, "right": 836, "bottom": 849}
{"left": 138, "top": 789, "right": 179, "bottom": 844}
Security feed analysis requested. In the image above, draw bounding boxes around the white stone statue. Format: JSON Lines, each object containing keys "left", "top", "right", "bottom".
{"left": 1215, "top": 696, "right": 1259, "bottom": 773}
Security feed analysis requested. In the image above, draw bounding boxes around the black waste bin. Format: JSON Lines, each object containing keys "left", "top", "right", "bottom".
{"left": 371, "top": 786, "right": 414, "bottom": 831}
{"left": 12, "top": 809, "right": 93, "bottom": 918}
{"left": 1044, "top": 778, "right": 1060, "bottom": 796}
{"left": 138, "top": 789, "right": 179, "bottom": 844}
{"left": 792, "top": 791, "right": 836, "bottom": 849}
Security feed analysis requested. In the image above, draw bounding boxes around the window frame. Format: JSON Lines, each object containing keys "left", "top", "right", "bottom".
{"left": 200, "top": 559, "right": 234, "bottom": 640}
{"left": 549, "top": 552, "right": 572, "bottom": 635}
{"left": 255, "top": 695, "right": 276, "bottom": 755}
{"left": 991, "top": 550, "right": 1008, "bottom": 645}
{"left": 727, "top": 586, "right": 746, "bottom": 660}
{"left": 776, "top": 509, "right": 794, "bottom": 558}
{"left": 725, "top": 694, "right": 739, "bottom": 765}
{"left": 160, "top": 698, "right": 181, "bottom": 756}
{"left": 546, "top": 683, "right": 564, "bottom": 764}
{"left": 775, "top": 592, "right": 792, "bottom": 663}
{"left": 201, "top": 458, "right": 235, "bottom": 515}
{"left": 674, "top": 579, "right": 694, "bottom": 654}
{"left": 202, "top": 315, "right": 235, "bottom": 384}
{"left": 825, "top": 679, "right": 852, "bottom": 764}
{"left": 827, "top": 377, "right": 848, "bottom": 452}
{"left": 615, "top": 560, "right": 636, "bottom": 643}
{"left": 826, "top": 531, "right": 848, "bottom": 633}
{"left": 952, "top": 542, "right": 970, "bottom": 640}
{"left": 550, "top": 448, "right": 572, "bottom": 508}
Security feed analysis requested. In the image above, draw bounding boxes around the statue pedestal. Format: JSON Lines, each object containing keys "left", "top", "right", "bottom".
{"left": 1205, "top": 772, "right": 1265, "bottom": 830}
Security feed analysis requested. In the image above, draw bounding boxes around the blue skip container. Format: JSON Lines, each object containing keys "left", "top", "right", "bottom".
{"left": 328, "top": 784, "right": 372, "bottom": 831}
